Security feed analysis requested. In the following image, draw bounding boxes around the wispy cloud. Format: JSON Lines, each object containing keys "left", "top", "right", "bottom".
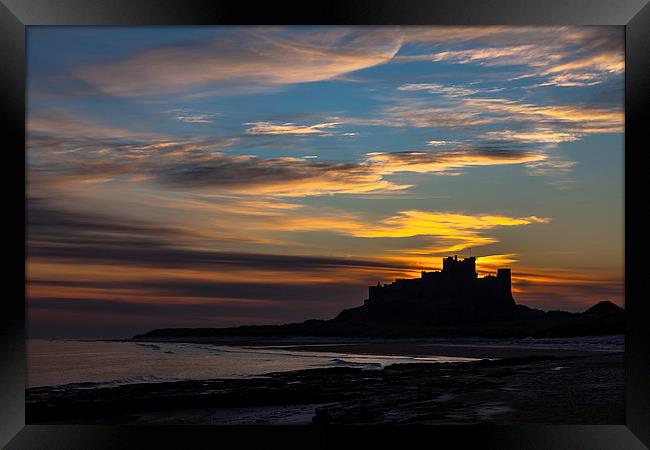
{"left": 71, "top": 28, "right": 403, "bottom": 97}
{"left": 28, "top": 109, "right": 162, "bottom": 141}
{"left": 336, "top": 94, "right": 620, "bottom": 186}
{"left": 165, "top": 108, "right": 219, "bottom": 124}
{"left": 30, "top": 110, "right": 562, "bottom": 198}
{"left": 366, "top": 148, "right": 546, "bottom": 175}
{"left": 462, "top": 97, "right": 623, "bottom": 133}
{"left": 419, "top": 27, "right": 623, "bottom": 88}
{"left": 430, "top": 45, "right": 560, "bottom": 68}
{"left": 353, "top": 96, "right": 623, "bottom": 134}
{"left": 542, "top": 50, "right": 624, "bottom": 76}
{"left": 426, "top": 140, "right": 460, "bottom": 147}
{"left": 524, "top": 153, "right": 579, "bottom": 189}
{"left": 480, "top": 129, "right": 581, "bottom": 144}
{"left": 536, "top": 72, "right": 604, "bottom": 87}
{"left": 398, "top": 83, "right": 479, "bottom": 97}
{"left": 30, "top": 140, "right": 556, "bottom": 197}
{"left": 28, "top": 134, "right": 410, "bottom": 197}
{"left": 245, "top": 121, "right": 341, "bottom": 136}
{"left": 352, "top": 210, "right": 549, "bottom": 238}
{"left": 26, "top": 199, "right": 408, "bottom": 272}
{"left": 175, "top": 114, "right": 214, "bottom": 123}
{"left": 335, "top": 211, "right": 550, "bottom": 260}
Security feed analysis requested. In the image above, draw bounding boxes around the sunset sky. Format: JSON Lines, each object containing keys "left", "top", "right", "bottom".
{"left": 26, "top": 26, "right": 624, "bottom": 338}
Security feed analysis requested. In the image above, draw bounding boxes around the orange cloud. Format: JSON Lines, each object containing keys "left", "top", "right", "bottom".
{"left": 431, "top": 44, "right": 559, "bottom": 67}
{"left": 350, "top": 210, "right": 549, "bottom": 239}
{"left": 511, "top": 267, "right": 624, "bottom": 311}
{"left": 543, "top": 51, "right": 624, "bottom": 75}
{"left": 366, "top": 149, "right": 546, "bottom": 175}
{"left": 475, "top": 253, "right": 520, "bottom": 273}
{"left": 462, "top": 97, "right": 623, "bottom": 133}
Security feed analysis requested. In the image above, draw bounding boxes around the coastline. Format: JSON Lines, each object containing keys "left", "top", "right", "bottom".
{"left": 26, "top": 345, "right": 624, "bottom": 425}
{"left": 129, "top": 335, "right": 624, "bottom": 359}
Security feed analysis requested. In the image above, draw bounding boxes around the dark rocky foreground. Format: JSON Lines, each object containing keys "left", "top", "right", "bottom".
{"left": 26, "top": 352, "right": 623, "bottom": 425}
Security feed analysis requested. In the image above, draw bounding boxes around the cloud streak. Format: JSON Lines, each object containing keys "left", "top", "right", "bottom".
{"left": 68, "top": 26, "right": 622, "bottom": 98}
{"left": 72, "top": 28, "right": 402, "bottom": 97}
{"left": 245, "top": 121, "right": 341, "bottom": 136}
{"left": 29, "top": 117, "right": 558, "bottom": 197}
{"left": 397, "top": 83, "right": 480, "bottom": 97}
{"left": 346, "top": 96, "right": 623, "bottom": 134}
{"left": 479, "top": 129, "right": 581, "bottom": 144}
{"left": 423, "top": 27, "right": 623, "bottom": 88}
{"left": 27, "top": 200, "right": 410, "bottom": 273}
{"left": 366, "top": 148, "right": 546, "bottom": 175}
{"left": 348, "top": 210, "right": 549, "bottom": 255}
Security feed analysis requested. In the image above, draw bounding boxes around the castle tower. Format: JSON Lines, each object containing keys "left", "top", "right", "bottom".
{"left": 442, "top": 255, "right": 477, "bottom": 279}
{"left": 497, "top": 268, "right": 514, "bottom": 303}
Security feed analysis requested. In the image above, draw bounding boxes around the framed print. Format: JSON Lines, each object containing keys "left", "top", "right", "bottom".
{"left": 2, "top": 0, "right": 649, "bottom": 448}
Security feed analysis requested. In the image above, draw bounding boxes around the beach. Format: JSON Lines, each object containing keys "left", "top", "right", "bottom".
{"left": 26, "top": 336, "right": 624, "bottom": 425}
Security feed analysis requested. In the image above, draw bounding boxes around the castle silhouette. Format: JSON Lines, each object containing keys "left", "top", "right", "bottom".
{"left": 137, "top": 255, "right": 625, "bottom": 339}
{"left": 365, "top": 255, "right": 514, "bottom": 312}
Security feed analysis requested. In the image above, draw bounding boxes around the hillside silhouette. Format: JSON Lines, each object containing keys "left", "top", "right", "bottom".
{"left": 136, "top": 256, "right": 624, "bottom": 339}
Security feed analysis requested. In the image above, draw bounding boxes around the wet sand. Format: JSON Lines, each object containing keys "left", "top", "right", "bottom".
{"left": 132, "top": 336, "right": 621, "bottom": 359}
{"left": 264, "top": 343, "right": 596, "bottom": 359}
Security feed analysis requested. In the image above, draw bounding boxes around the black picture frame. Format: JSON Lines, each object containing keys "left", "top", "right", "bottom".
{"left": 2, "top": 0, "right": 648, "bottom": 448}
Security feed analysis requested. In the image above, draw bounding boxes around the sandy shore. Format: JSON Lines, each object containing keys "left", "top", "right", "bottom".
{"left": 27, "top": 351, "right": 623, "bottom": 425}
{"left": 265, "top": 343, "right": 596, "bottom": 359}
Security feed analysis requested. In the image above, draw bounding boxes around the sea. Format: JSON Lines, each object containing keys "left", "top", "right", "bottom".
{"left": 26, "top": 335, "right": 624, "bottom": 389}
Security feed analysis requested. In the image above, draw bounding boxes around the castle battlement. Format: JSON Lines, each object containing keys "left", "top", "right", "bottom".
{"left": 366, "top": 256, "right": 514, "bottom": 309}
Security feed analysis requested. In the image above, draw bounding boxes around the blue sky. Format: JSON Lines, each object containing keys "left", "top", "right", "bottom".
{"left": 26, "top": 26, "right": 624, "bottom": 338}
